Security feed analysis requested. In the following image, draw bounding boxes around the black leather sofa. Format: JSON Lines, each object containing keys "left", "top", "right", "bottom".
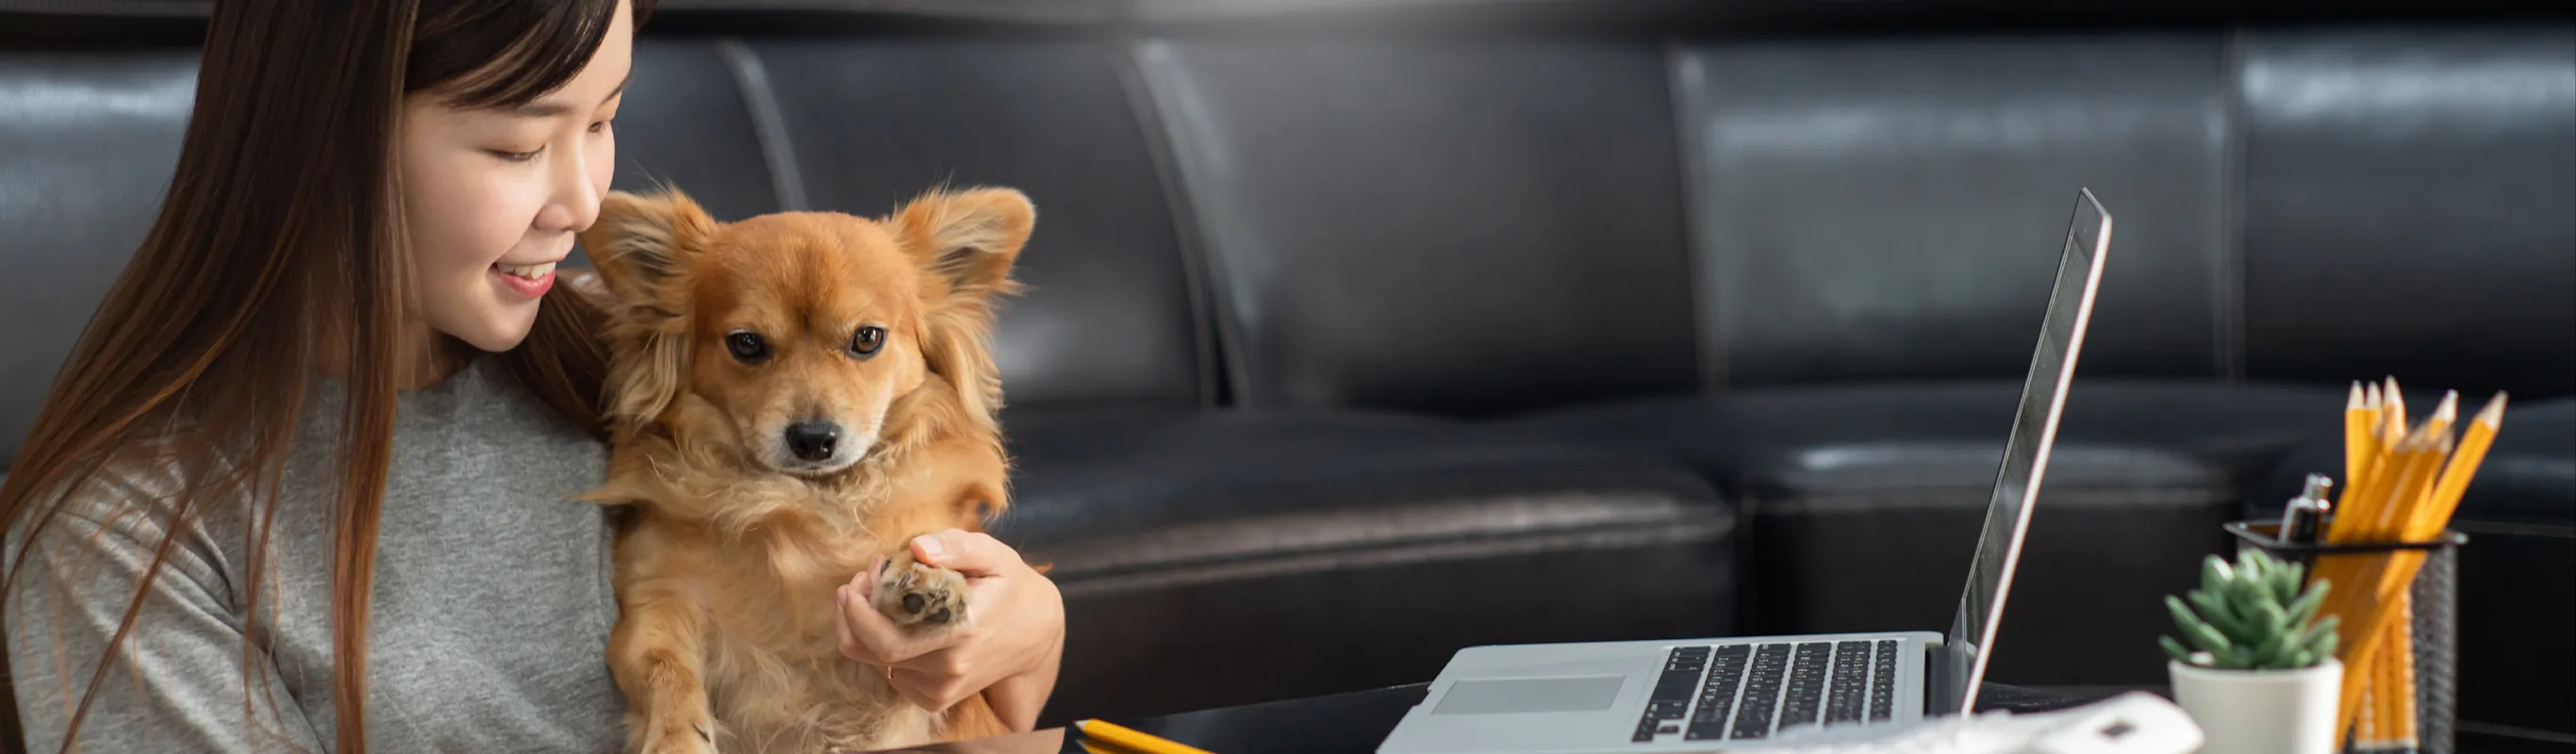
{"left": 5, "top": 0, "right": 2571, "bottom": 746}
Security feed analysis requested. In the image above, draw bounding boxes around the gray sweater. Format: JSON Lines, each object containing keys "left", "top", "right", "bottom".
{"left": 6, "top": 355, "right": 627, "bottom": 752}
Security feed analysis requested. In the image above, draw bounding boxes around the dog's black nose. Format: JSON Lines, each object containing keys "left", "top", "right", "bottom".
{"left": 784, "top": 421, "right": 841, "bottom": 462}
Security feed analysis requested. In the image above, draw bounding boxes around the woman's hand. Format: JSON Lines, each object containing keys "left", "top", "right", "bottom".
{"left": 836, "top": 530, "right": 1065, "bottom": 731}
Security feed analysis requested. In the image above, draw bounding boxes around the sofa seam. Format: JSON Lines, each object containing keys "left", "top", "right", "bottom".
{"left": 1110, "top": 35, "right": 1228, "bottom": 410}
{"left": 2217, "top": 26, "right": 2252, "bottom": 383}
{"left": 1756, "top": 485, "right": 2237, "bottom": 513}
{"left": 1049, "top": 516, "right": 1738, "bottom": 597}
{"left": 714, "top": 37, "right": 809, "bottom": 212}
{"left": 1118, "top": 37, "right": 1254, "bottom": 410}
{"left": 1665, "top": 40, "right": 1727, "bottom": 391}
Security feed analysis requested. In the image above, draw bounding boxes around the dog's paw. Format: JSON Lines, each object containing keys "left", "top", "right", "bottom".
{"left": 638, "top": 720, "right": 717, "bottom": 754}
{"left": 872, "top": 551, "right": 970, "bottom": 631}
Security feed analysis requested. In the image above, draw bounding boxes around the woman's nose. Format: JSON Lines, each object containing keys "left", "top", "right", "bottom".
{"left": 536, "top": 145, "right": 603, "bottom": 233}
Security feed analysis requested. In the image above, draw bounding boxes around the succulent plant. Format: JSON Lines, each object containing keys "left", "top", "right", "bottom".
{"left": 2160, "top": 549, "right": 2339, "bottom": 670}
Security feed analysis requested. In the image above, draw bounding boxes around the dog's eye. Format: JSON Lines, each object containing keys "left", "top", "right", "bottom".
{"left": 849, "top": 325, "right": 887, "bottom": 357}
{"left": 725, "top": 331, "right": 769, "bottom": 362}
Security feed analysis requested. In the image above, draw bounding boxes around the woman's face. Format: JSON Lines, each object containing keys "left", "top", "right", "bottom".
{"left": 395, "top": 0, "right": 635, "bottom": 355}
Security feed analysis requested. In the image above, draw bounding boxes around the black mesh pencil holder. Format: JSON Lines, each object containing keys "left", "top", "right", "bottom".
{"left": 2225, "top": 521, "right": 2469, "bottom": 754}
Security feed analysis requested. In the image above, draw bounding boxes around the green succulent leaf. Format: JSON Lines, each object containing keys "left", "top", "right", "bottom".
{"left": 2254, "top": 599, "right": 2292, "bottom": 635}
{"left": 2167, "top": 596, "right": 2233, "bottom": 651}
{"left": 2223, "top": 578, "right": 2276, "bottom": 634}
{"left": 2303, "top": 616, "right": 2341, "bottom": 660}
{"left": 2160, "top": 636, "right": 2197, "bottom": 664}
{"left": 2188, "top": 591, "right": 2251, "bottom": 639}
{"left": 2271, "top": 561, "right": 2303, "bottom": 605}
{"left": 2165, "top": 596, "right": 2196, "bottom": 631}
{"left": 2251, "top": 628, "right": 2297, "bottom": 668}
{"left": 2179, "top": 617, "right": 2234, "bottom": 655}
{"left": 2285, "top": 580, "right": 2329, "bottom": 629}
{"left": 2202, "top": 555, "right": 2233, "bottom": 595}
{"left": 2164, "top": 549, "right": 2339, "bottom": 668}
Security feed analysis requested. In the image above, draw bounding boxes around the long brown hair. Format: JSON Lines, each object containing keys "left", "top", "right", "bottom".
{"left": 0, "top": 0, "right": 651, "bottom": 751}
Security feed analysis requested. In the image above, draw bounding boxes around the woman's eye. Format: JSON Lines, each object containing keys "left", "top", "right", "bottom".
{"left": 588, "top": 120, "right": 612, "bottom": 135}
{"left": 725, "top": 331, "right": 769, "bottom": 362}
{"left": 849, "top": 325, "right": 886, "bottom": 357}
{"left": 490, "top": 147, "right": 544, "bottom": 162}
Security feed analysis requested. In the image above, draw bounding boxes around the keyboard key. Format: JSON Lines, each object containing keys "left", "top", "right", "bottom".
{"left": 1687, "top": 645, "right": 1750, "bottom": 738}
{"left": 1778, "top": 642, "right": 1832, "bottom": 727}
{"left": 1648, "top": 647, "right": 1705, "bottom": 719}
{"left": 1870, "top": 640, "right": 1900, "bottom": 721}
{"left": 1731, "top": 644, "right": 1792, "bottom": 740}
{"left": 1685, "top": 720, "right": 1729, "bottom": 741}
{"left": 1827, "top": 641, "right": 1869, "bottom": 723}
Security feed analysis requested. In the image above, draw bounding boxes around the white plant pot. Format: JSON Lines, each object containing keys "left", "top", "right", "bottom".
{"left": 2168, "top": 658, "right": 2343, "bottom": 754}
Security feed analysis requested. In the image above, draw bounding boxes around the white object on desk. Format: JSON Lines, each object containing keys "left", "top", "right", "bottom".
{"left": 1743, "top": 691, "right": 2203, "bottom": 754}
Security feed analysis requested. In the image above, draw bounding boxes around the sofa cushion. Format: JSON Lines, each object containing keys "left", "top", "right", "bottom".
{"left": 0, "top": 47, "right": 197, "bottom": 470}
{"left": 1131, "top": 37, "right": 1699, "bottom": 416}
{"left": 1671, "top": 34, "right": 2238, "bottom": 386}
{"left": 993, "top": 407, "right": 1737, "bottom": 722}
{"left": 2237, "top": 27, "right": 2576, "bottom": 400}
{"left": 1517, "top": 380, "right": 2348, "bottom": 686}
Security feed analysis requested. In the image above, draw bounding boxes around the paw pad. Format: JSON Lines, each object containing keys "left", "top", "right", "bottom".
{"left": 872, "top": 555, "right": 970, "bottom": 631}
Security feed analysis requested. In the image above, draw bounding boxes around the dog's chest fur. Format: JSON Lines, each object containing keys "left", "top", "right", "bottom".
{"left": 611, "top": 450, "right": 967, "bottom": 751}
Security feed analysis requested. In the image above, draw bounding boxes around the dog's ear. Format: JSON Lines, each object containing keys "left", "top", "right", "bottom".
{"left": 579, "top": 189, "right": 713, "bottom": 311}
{"left": 889, "top": 188, "right": 1035, "bottom": 430}
{"left": 892, "top": 187, "right": 1034, "bottom": 301}
{"left": 577, "top": 188, "right": 716, "bottom": 431}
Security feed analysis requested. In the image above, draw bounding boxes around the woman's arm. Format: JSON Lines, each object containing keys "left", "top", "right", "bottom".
{"left": 6, "top": 480, "right": 324, "bottom": 753}
{"left": 837, "top": 531, "right": 1066, "bottom": 732}
{"left": 980, "top": 624, "right": 1063, "bottom": 731}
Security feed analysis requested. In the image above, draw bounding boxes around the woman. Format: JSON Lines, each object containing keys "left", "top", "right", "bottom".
{"left": 0, "top": 0, "right": 1065, "bottom": 751}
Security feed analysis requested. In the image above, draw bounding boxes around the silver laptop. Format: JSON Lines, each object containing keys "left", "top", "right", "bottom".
{"left": 1378, "top": 188, "right": 2114, "bottom": 754}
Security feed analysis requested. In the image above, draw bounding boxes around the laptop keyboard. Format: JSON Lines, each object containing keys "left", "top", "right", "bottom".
{"left": 1632, "top": 639, "right": 1904, "bottom": 744}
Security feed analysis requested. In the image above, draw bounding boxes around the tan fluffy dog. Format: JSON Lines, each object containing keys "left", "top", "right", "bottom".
{"left": 575, "top": 185, "right": 1034, "bottom": 753}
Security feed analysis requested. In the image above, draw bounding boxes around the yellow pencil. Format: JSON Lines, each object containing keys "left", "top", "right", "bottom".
{"left": 2382, "top": 377, "right": 2406, "bottom": 436}
{"left": 2326, "top": 387, "right": 2432, "bottom": 736}
{"left": 2377, "top": 394, "right": 2500, "bottom": 749}
{"left": 2334, "top": 429, "right": 2449, "bottom": 737}
{"left": 2417, "top": 393, "right": 2506, "bottom": 538}
{"left": 2345, "top": 382, "right": 2371, "bottom": 486}
{"left": 2333, "top": 391, "right": 2504, "bottom": 740}
{"left": 1076, "top": 719, "right": 1217, "bottom": 754}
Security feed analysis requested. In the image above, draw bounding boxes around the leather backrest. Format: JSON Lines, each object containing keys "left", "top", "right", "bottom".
{"left": 751, "top": 38, "right": 1212, "bottom": 409}
{"left": 607, "top": 40, "right": 784, "bottom": 224}
{"left": 0, "top": 48, "right": 196, "bottom": 470}
{"left": 0, "top": 35, "right": 1213, "bottom": 474}
{"left": 2237, "top": 26, "right": 2576, "bottom": 398}
{"left": 1135, "top": 38, "right": 1700, "bottom": 416}
{"left": 1674, "top": 35, "right": 2239, "bottom": 387}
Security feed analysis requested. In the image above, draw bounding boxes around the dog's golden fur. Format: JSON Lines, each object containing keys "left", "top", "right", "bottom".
{"left": 576, "top": 185, "right": 1035, "bottom": 753}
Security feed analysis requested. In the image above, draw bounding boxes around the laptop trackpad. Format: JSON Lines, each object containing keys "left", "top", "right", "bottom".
{"left": 1430, "top": 676, "right": 1627, "bottom": 715}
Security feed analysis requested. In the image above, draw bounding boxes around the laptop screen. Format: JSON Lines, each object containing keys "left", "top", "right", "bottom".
{"left": 1932, "top": 189, "right": 2111, "bottom": 715}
